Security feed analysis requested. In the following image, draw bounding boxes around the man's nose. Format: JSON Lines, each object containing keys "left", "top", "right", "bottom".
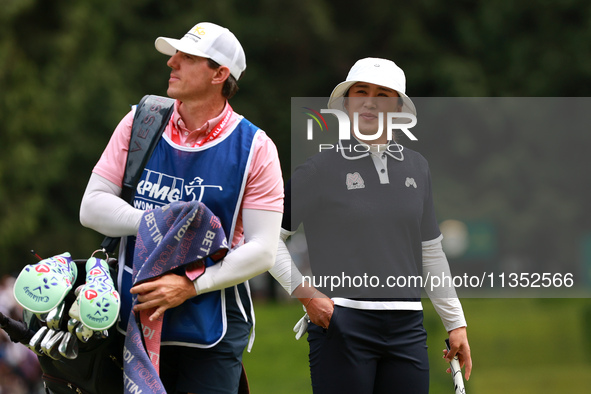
{"left": 167, "top": 52, "right": 181, "bottom": 68}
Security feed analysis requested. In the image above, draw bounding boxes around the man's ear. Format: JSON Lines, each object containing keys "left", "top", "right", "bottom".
{"left": 212, "top": 66, "right": 231, "bottom": 86}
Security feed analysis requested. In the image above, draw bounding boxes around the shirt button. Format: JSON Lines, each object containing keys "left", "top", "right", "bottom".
{"left": 184, "top": 131, "right": 189, "bottom": 136}
{"left": 186, "top": 143, "right": 191, "bottom": 147}
{"left": 380, "top": 169, "right": 386, "bottom": 173}
{"left": 382, "top": 153, "right": 386, "bottom": 159}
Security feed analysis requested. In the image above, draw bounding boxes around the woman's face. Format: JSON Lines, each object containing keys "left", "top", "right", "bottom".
{"left": 345, "top": 82, "right": 402, "bottom": 142}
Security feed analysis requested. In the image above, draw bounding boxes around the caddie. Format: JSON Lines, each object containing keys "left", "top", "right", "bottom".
{"left": 80, "top": 21, "right": 283, "bottom": 394}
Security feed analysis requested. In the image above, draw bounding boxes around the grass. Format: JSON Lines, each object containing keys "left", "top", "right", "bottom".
{"left": 244, "top": 298, "right": 591, "bottom": 393}
{"left": 243, "top": 300, "right": 311, "bottom": 393}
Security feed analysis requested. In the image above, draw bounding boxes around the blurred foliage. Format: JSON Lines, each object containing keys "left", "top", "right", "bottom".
{"left": 1, "top": 0, "right": 591, "bottom": 275}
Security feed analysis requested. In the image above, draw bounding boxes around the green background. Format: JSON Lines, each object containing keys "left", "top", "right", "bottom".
{"left": 2, "top": 0, "right": 591, "bottom": 392}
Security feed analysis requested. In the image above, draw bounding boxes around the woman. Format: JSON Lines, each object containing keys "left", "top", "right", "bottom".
{"left": 271, "top": 57, "right": 472, "bottom": 394}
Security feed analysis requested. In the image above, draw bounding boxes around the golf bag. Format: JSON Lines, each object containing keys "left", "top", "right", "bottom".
{"left": 1, "top": 257, "right": 125, "bottom": 394}
{"left": 1, "top": 95, "right": 175, "bottom": 393}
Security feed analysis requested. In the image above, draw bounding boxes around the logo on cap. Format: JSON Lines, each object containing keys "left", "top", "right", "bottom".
{"left": 189, "top": 25, "right": 206, "bottom": 35}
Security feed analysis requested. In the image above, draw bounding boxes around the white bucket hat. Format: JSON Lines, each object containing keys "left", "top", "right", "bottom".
{"left": 327, "top": 57, "right": 416, "bottom": 116}
{"left": 155, "top": 22, "right": 246, "bottom": 80}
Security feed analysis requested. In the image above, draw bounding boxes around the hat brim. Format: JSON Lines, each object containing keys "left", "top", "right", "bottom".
{"left": 155, "top": 37, "right": 212, "bottom": 60}
{"left": 327, "top": 80, "right": 417, "bottom": 116}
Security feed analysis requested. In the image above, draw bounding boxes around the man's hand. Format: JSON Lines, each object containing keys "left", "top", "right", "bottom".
{"left": 130, "top": 273, "right": 197, "bottom": 321}
{"left": 443, "top": 326, "right": 472, "bottom": 380}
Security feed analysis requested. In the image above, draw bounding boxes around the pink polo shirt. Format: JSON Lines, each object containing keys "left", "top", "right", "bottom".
{"left": 93, "top": 100, "right": 284, "bottom": 247}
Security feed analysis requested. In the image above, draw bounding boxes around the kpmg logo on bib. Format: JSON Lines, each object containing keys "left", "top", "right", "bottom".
{"left": 135, "top": 169, "right": 185, "bottom": 210}
{"left": 135, "top": 170, "right": 224, "bottom": 211}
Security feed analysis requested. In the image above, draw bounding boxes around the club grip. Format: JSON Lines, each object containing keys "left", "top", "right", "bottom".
{"left": 445, "top": 338, "right": 466, "bottom": 394}
{"left": 0, "top": 311, "right": 35, "bottom": 345}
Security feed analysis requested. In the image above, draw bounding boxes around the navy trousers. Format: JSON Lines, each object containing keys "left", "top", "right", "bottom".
{"left": 159, "top": 286, "right": 252, "bottom": 394}
{"left": 307, "top": 306, "right": 429, "bottom": 394}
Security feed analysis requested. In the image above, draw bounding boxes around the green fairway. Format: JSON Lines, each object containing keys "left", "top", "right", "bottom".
{"left": 244, "top": 298, "right": 591, "bottom": 393}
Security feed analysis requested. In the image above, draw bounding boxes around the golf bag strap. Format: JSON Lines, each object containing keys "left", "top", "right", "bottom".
{"left": 100, "top": 95, "right": 175, "bottom": 254}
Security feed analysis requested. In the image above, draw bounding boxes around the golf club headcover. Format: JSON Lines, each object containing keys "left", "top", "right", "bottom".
{"left": 13, "top": 253, "right": 78, "bottom": 314}
{"left": 78, "top": 257, "right": 121, "bottom": 330}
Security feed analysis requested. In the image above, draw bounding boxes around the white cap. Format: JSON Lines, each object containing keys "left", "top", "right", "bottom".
{"left": 327, "top": 57, "right": 416, "bottom": 116}
{"left": 155, "top": 22, "right": 246, "bottom": 80}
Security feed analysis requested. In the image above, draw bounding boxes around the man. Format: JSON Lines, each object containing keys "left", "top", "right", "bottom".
{"left": 80, "top": 22, "right": 283, "bottom": 394}
{"left": 270, "top": 58, "right": 471, "bottom": 393}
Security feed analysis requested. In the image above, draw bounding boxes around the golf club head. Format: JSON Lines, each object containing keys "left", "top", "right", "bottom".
{"left": 40, "top": 329, "right": 58, "bottom": 355}
{"left": 58, "top": 331, "right": 79, "bottom": 359}
{"left": 67, "top": 318, "right": 79, "bottom": 334}
{"left": 46, "top": 301, "right": 65, "bottom": 331}
{"left": 27, "top": 326, "right": 49, "bottom": 356}
{"left": 75, "top": 323, "right": 93, "bottom": 343}
{"left": 35, "top": 312, "right": 48, "bottom": 323}
{"left": 45, "top": 330, "right": 65, "bottom": 360}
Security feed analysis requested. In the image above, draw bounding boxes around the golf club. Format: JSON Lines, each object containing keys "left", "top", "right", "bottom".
{"left": 45, "top": 330, "right": 65, "bottom": 360}
{"left": 67, "top": 318, "right": 79, "bottom": 334}
{"left": 75, "top": 323, "right": 93, "bottom": 343}
{"left": 40, "top": 329, "right": 58, "bottom": 355}
{"left": 27, "top": 326, "right": 49, "bottom": 356}
{"left": 445, "top": 338, "right": 466, "bottom": 394}
{"left": 58, "top": 331, "right": 79, "bottom": 359}
{"left": 35, "top": 312, "right": 48, "bottom": 324}
{"left": 46, "top": 301, "right": 65, "bottom": 331}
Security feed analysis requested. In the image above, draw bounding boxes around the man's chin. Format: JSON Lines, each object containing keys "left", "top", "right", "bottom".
{"left": 166, "top": 89, "right": 178, "bottom": 99}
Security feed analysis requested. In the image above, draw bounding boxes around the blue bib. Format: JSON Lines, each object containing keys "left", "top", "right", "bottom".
{"left": 118, "top": 117, "right": 260, "bottom": 346}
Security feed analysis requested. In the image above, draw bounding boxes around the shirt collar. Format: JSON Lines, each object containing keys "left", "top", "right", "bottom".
{"left": 172, "top": 100, "right": 230, "bottom": 136}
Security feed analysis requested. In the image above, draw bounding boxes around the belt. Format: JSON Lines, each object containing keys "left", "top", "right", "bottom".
{"left": 332, "top": 298, "right": 423, "bottom": 311}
